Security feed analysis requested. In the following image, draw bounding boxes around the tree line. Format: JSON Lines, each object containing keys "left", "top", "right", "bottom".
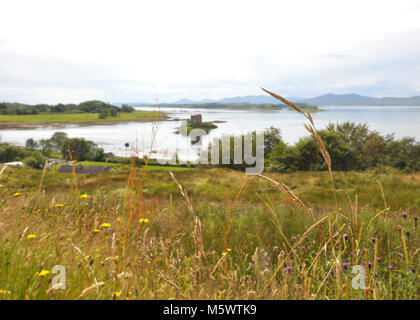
{"left": 211, "top": 122, "right": 420, "bottom": 172}
{"left": 0, "top": 132, "right": 107, "bottom": 169}
{"left": 0, "top": 100, "right": 135, "bottom": 118}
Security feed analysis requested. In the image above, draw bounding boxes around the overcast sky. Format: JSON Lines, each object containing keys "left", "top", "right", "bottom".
{"left": 1, "top": 0, "right": 420, "bottom": 104}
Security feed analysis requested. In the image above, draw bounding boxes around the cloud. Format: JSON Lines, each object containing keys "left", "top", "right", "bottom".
{"left": 1, "top": 0, "right": 420, "bottom": 103}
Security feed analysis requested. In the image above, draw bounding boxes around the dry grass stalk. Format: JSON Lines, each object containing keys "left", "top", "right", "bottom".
{"left": 156, "top": 269, "right": 191, "bottom": 299}
{"left": 313, "top": 262, "right": 335, "bottom": 299}
{"left": 169, "top": 171, "right": 194, "bottom": 216}
{"left": 224, "top": 176, "right": 250, "bottom": 249}
{"left": 257, "top": 174, "right": 326, "bottom": 241}
{"left": 400, "top": 228, "right": 410, "bottom": 265}
{"left": 70, "top": 242, "right": 100, "bottom": 294}
{"left": 376, "top": 180, "right": 387, "bottom": 209}
{"left": 366, "top": 207, "right": 390, "bottom": 230}
{"left": 79, "top": 282, "right": 105, "bottom": 298}
{"left": 364, "top": 249, "right": 371, "bottom": 299}
{"left": 192, "top": 216, "right": 207, "bottom": 262}
{"left": 261, "top": 88, "right": 338, "bottom": 211}
{"left": 0, "top": 165, "right": 8, "bottom": 186}
{"left": 354, "top": 195, "right": 359, "bottom": 229}
{"left": 121, "top": 107, "right": 162, "bottom": 260}
{"left": 38, "top": 160, "right": 49, "bottom": 192}
{"left": 373, "top": 239, "right": 379, "bottom": 275}
{"left": 257, "top": 174, "right": 311, "bottom": 218}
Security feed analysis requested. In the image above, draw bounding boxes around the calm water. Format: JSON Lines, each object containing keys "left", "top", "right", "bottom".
{"left": 0, "top": 105, "right": 419, "bottom": 161}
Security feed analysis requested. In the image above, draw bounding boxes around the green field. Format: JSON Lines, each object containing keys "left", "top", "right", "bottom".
{"left": 0, "top": 110, "right": 164, "bottom": 124}
{"left": 55, "top": 161, "right": 195, "bottom": 172}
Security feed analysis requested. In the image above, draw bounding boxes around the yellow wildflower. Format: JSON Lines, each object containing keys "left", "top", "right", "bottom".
{"left": 80, "top": 194, "right": 88, "bottom": 198}
{"left": 222, "top": 251, "right": 227, "bottom": 256}
{"left": 85, "top": 255, "right": 91, "bottom": 260}
{"left": 37, "top": 270, "right": 50, "bottom": 277}
{"left": 226, "top": 248, "right": 231, "bottom": 252}
{"left": 13, "top": 192, "right": 22, "bottom": 197}
{"left": 0, "top": 289, "right": 8, "bottom": 294}
{"left": 114, "top": 291, "right": 121, "bottom": 297}
{"left": 26, "top": 234, "right": 37, "bottom": 239}
{"left": 55, "top": 203, "right": 64, "bottom": 207}
{"left": 93, "top": 229, "right": 101, "bottom": 233}
{"left": 144, "top": 218, "right": 149, "bottom": 223}
{"left": 100, "top": 223, "right": 111, "bottom": 228}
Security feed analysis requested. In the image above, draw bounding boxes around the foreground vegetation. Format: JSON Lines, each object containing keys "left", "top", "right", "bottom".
{"left": 0, "top": 162, "right": 418, "bottom": 300}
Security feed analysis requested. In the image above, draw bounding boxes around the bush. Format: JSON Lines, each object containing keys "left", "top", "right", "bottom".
{"left": 23, "top": 154, "right": 46, "bottom": 169}
{"left": 0, "top": 144, "right": 26, "bottom": 163}
{"left": 99, "top": 110, "right": 109, "bottom": 119}
{"left": 60, "top": 138, "right": 98, "bottom": 161}
{"left": 121, "top": 104, "right": 135, "bottom": 113}
{"left": 25, "top": 138, "right": 39, "bottom": 151}
{"left": 267, "top": 122, "right": 419, "bottom": 173}
{"left": 90, "top": 148, "right": 106, "bottom": 162}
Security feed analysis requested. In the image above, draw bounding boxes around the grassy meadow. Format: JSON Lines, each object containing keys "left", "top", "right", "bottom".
{"left": 0, "top": 164, "right": 418, "bottom": 300}
{"left": 0, "top": 110, "right": 163, "bottom": 124}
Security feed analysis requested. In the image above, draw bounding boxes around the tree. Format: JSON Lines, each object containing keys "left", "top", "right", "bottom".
{"left": 39, "top": 139, "right": 52, "bottom": 155}
{"left": 25, "top": 138, "right": 38, "bottom": 151}
{"left": 50, "top": 132, "right": 68, "bottom": 151}
{"left": 267, "top": 142, "right": 300, "bottom": 172}
{"left": 384, "top": 137, "right": 420, "bottom": 171}
{"left": 91, "top": 148, "right": 106, "bottom": 162}
{"left": 121, "top": 104, "right": 135, "bottom": 113}
{"left": 264, "top": 127, "right": 282, "bottom": 157}
{"left": 358, "top": 133, "right": 386, "bottom": 169}
{"left": 109, "top": 108, "right": 118, "bottom": 117}
{"left": 61, "top": 138, "right": 97, "bottom": 161}
{"left": 296, "top": 130, "right": 358, "bottom": 171}
{"left": 99, "top": 110, "right": 109, "bottom": 119}
{"left": 24, "top": 153, "right": 46, "bottom": 169}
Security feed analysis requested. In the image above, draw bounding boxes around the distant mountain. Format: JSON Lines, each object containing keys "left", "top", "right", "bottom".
{"left": 167, "top": 93, "right": 420, "bottom": 106}
{"left": 172, "top": 95, "right": 304, "bottom": 105}
{"left": 219, "top": 95, "right": 279, "bottom": 104}
{"left": 300, "top": 93, "right": 377, "bottom": 106}
{"left": 373, "top": 96, "right": 420, "bottom": 106}
{"left": 173, "top": 98, "right": 215, "bottom": 104}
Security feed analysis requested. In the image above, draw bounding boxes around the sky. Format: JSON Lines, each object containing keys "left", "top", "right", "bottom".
{"left": 1, "top": 0, "right": 420, "bottom": 104}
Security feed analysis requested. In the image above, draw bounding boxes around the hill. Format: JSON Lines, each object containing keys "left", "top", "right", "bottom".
{"left": 162, "top": 93, "right": 420, "bottom": 106}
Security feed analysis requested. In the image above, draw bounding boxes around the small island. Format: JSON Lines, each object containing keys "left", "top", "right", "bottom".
{"left": 175, "top": 114, "right": 218, "bottom": 135}
{"left": 187, "top": 114, "right": 217, "bottom": 133}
